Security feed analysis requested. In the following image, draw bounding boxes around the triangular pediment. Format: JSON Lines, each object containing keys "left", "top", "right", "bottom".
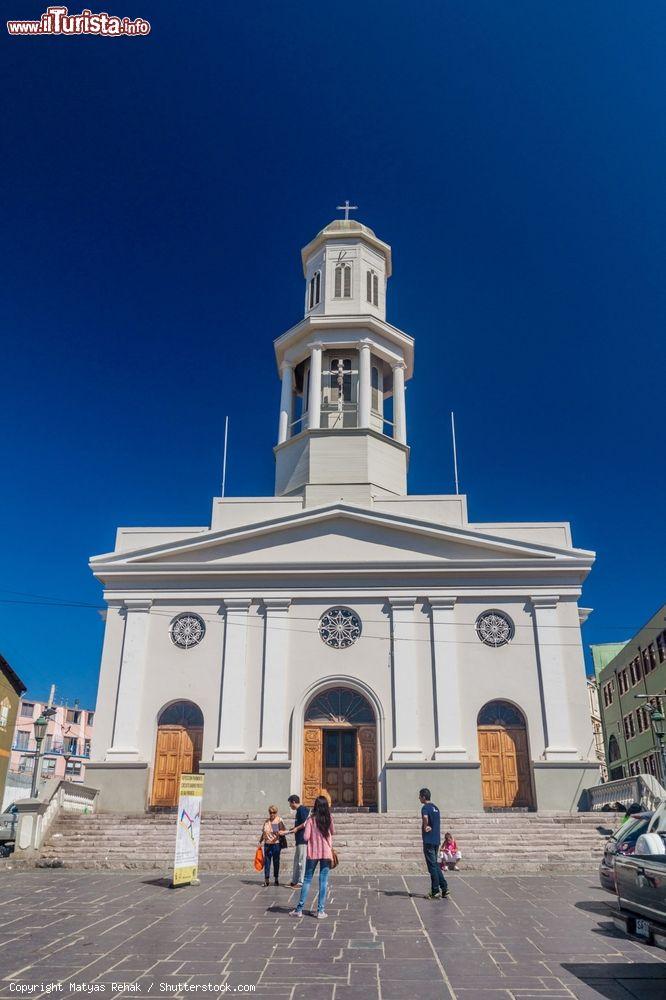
{"left": 90, "top": 504, "right": 593, "bottom": 576}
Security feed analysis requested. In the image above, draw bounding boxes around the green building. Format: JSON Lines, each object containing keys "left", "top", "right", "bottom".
{"left": 597, "top": 604, "right": 666, "bottom": 782}
{"left": 0, "top": 653, "right": 26, "bottom": 804}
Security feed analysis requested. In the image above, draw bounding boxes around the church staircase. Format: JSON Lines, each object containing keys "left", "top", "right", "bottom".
{"left": 39, "top": 811, "right": 618, "bottom": 874}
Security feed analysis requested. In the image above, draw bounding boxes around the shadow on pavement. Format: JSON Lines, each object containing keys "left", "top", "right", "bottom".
{"left": 562, "top": 962, "right": 666, "bottom": 1000}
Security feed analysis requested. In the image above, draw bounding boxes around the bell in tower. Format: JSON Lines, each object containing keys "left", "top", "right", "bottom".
{"left": 273, "top": 209, "right": 414, "bottom": 507}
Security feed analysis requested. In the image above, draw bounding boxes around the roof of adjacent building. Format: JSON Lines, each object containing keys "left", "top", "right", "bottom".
{"left": 0, "top": 652, "right": 27, "bottom": 697}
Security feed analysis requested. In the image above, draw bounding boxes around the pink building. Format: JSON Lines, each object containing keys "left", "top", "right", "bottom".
{"left": 10, "top": 696, "right": 94, "bottom": 786}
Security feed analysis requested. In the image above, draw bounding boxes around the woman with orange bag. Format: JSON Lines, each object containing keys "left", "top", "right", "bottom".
{"left": 258, "top": 805, "right": 286, "bottom": 886}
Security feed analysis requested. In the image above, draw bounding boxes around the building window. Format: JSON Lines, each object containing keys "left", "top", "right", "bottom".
{"left": 648, "top": 643, "right": 657, "bottom": 670}
{"left": 66, "top": 709, "right": 82, "bottom": 724}
{"left": 43, "top": 735, "right": 52, "bottom": 753}
{"left": 640, "top": 649, "right": 650, "bottom": 676}
{"left": 602, "top": 681, "right": 614, "bottom": 708}
{"left": 84, "top": 739, "right": 91, "bottom": 757}
{"left": 334, "top": 262, "right": 352, "bottom": 298}
{"left": 657, "top": 633, "right": 665, "bottom": 664}
{"left": 20, "top": 701, "right": 35, "bottom": 717}
{"left": 629, "top": 760, "right": 641, "bottom": 776}
{"left": 14, "top": 730, "right": 30, "bottom": 750}
{"left": 66, "top": 737, "right": 79, "bottom": 755}
{"left": 629, "top": 658, "right": 640, "bottom": 686}
{"left": 623, "top": 713, "right": 636, "bottom": 740}
{"left": 618, "top": 669, "right": 628, "bottom": 695}
{"left": 366, "top": 269, "right": 378, "bottom": 306}
{"left": 308, "top": 270, "right": 321, "bottom": 309}
{"left": 66, "top": 760, "right": 82, "bottom": 777}
{"left": 636, "top": 706, "right": 650, "bottom": 734}
{"left": 87, "top": 711, "right": 95, "bottom": 726}
{"left": 18, "top": 755, "right": 34, "bottom": 773}
{"left": 42, "top": 759, "right": 56, "bottom": 779}
{"left": 643, "top": 754, "right": 658, "bottom": 777}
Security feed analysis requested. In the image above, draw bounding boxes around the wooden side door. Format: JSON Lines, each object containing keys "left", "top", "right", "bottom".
{"left": 357, "top": 725, "right": 378, "bottom": 808}
{"left": 151, "top": 726, "right": 185, "bottom": 807}
{"left": 505, "top": 727, "right": 533, "bottom": 807}
{"left": 303, "top": 726, "right": 323, "bottom": 806}
{"left": 478, "top": 728, "right": 506, "bottom": 808}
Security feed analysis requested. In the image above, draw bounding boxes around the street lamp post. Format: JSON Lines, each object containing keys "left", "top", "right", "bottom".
{"left": 30, "top": 714, "right": 50, "bottom": 799}
{"left": 649, "top": 708, "right": 666, "bottom": 787}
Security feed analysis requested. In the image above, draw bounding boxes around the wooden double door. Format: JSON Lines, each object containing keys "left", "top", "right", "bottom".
{"left": 478, "top": 725, "right": 533, "bottom": 809}
{"left": 303, "top": 725, "right": 377, "bottom": 808}
{"left": 150, "top": 724, "right": 203, "bottom": 807}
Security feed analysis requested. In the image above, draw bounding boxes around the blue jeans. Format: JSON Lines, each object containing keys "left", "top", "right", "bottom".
{"left": 423, "top": 844, "right": 448, "bottom": 895}
{"left": 295, "top": 858, "right": 331, "bottom": 913}
{"left": 263, "top": 843, "right": 281, "bottom": 880}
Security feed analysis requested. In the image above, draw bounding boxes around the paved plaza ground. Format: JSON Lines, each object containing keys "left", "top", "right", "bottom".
{"left": 1, "top": 872, "right": 665, "bottom": 1000}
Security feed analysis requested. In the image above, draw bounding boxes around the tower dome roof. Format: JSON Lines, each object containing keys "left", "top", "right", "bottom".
{"left": 301, "top": 219, "right": 392, "bottom": 277}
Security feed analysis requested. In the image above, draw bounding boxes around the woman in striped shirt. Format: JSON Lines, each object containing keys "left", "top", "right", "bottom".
{"left": 289, "top": 795, "right": 335, "bottom": 919}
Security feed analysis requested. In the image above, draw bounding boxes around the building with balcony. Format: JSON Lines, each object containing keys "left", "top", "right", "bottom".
{"left": 4, "top": 696, "right": 95, "bottom": 807}
{"left": 597, "top": 605, "right": 666, "bottom": 783}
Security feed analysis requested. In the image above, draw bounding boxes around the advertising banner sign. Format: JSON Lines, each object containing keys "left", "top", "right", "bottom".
{"left": 172, "top": 773, "right": 204, "bottom": 887}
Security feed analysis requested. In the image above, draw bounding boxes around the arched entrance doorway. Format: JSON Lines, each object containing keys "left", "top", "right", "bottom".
{"left": 477, "top": 701, "right": 534, "bottom": 809}
{"left": 608, "top": 735, "right": 624, "bottom": 781}
{"left": 150, "top": 701, "right": 203, "bottom": 807}
{"left": 303, "top": 687, "right": 377, "bottom": 809}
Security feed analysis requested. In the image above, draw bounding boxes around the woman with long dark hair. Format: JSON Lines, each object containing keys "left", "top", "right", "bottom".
{"left": 289, "top": 795, "right": 335, "bottom": 918}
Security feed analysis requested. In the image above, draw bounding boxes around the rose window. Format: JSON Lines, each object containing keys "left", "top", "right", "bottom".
{"left": 319, "top": 607, "right": 362, "bottom": 649}
{"left": 170, "top": 613, "right": 206, "bottom": 649}
{"left": 476, "top": 610, "right": 514, "bottom": 647}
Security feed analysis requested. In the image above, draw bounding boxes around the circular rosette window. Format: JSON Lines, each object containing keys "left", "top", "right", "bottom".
{"left": 319, "top": 607, "right": 362, "bottom": 649}
{"left": 475, "top": 610, "right": 514, "bottom": 648}
{"left": 170, "top": 613, "right": 206, "bottom": 649}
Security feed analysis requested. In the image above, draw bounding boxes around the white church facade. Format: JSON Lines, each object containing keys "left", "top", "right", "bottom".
{"left": 88, "top": 216, "right": 598, "bottom": 814}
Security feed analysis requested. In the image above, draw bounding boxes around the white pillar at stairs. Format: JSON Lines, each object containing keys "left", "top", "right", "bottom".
{"left": 256, "top": 599, "right": 292, "bottom": 761}
{"left": 214, "top": 599, "right": 251, "bottom": 760}
{"left": 106, "top": 599, "right": 152, "bottom": 762}
{"left": 389, "top": 597, "right": 424, "bottom": 760}
{"left": 428, "top": 597, "right": 468, "bottom": 761}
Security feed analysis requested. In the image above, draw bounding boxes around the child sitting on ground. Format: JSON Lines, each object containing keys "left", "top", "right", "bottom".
{"left": 439, "top": 831, "right": 461, "bottom": 871}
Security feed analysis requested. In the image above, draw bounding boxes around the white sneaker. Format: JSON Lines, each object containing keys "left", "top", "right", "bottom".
{"left": 316, "top": 911, "right": 328, "bottom": 919}
{"left": 289, "top": 909, "right": 303, "bottom": 918}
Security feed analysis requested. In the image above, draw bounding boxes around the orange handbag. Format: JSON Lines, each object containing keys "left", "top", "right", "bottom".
{"left": 253, "top": 846, "right": 264, "bottom": 872}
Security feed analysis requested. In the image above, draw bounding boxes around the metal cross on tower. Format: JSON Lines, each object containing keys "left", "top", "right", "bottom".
{"left": 336, "top": 200, "right": 358, "bottom": 221}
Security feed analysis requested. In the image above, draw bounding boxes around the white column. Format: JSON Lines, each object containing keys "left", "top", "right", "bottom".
{"left": 392, "top": 362, "right": 406, "bottom": 444}
{"left": 256, "top": 599, "right": 291, "bottom": 761}
{"left": 277, "top": 363, "right": 293, "bottom": 444}
{"left": 214, "top": 599, "right": 251, "bottom": 760}
{"left": 308, "top": 343, "right": 322, "bottom": 431}
{"left": 429, "top": 598, "right": 468, "bottom": 761}
{"left": 106, "top": 599, "right": 152, "bottom": 761}
{"left": 531, "top": 595, "right": 578, "bottom": 760}
{"left": 389, "top": 597, "right": 424, "bottom": 760}
{"left": 358, "top": 341, "right": 372, "bottom": 428}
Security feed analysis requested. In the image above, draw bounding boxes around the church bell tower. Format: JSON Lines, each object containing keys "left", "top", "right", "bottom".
{"left": 273, "top": 208, "right": 414, "bottom": 506}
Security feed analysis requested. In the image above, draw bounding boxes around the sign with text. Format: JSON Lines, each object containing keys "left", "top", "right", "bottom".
{"left": 172, "top": 773, "right": 204, "bottom": 887}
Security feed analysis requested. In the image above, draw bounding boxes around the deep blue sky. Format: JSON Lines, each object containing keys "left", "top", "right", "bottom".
{"left": 2, "top": 2, "right": 664, "bottom": 707}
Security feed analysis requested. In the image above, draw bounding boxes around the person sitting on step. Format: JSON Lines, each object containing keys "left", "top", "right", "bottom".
{"left": 439, "top": 831, "right": 461, "bottom": 871}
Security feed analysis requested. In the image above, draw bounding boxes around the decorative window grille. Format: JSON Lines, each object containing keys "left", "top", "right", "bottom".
{"left": 308, "top": 270, "right": 321, "bottom": 309}
{"left": 366, "top": 270, "right": 379, "bottom": 305}
{"left": 334, "top": 262, "right": 352, "bottom": 298}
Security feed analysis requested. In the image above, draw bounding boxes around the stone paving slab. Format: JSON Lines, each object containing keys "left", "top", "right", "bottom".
{"left": 0, "top": 872, "right": 664, "bottom": 999}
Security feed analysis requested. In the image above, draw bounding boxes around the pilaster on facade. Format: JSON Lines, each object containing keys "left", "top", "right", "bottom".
{"left": 388, "top": 597, "right": 424, "bottom": 761}
{"left": 531, "top": 594, "right": 579, "bottom": 761}
{"left": 428, "top": 597, "right": 468, "bottom": 761}
{"left": 106, "top": 598, "right": 153, "bottom": 762}
{"left": 256, "top": 598, "right": 292, "bottom": 762}
{"left": 213, "top": 598, "right": 252, "bottom": 761}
